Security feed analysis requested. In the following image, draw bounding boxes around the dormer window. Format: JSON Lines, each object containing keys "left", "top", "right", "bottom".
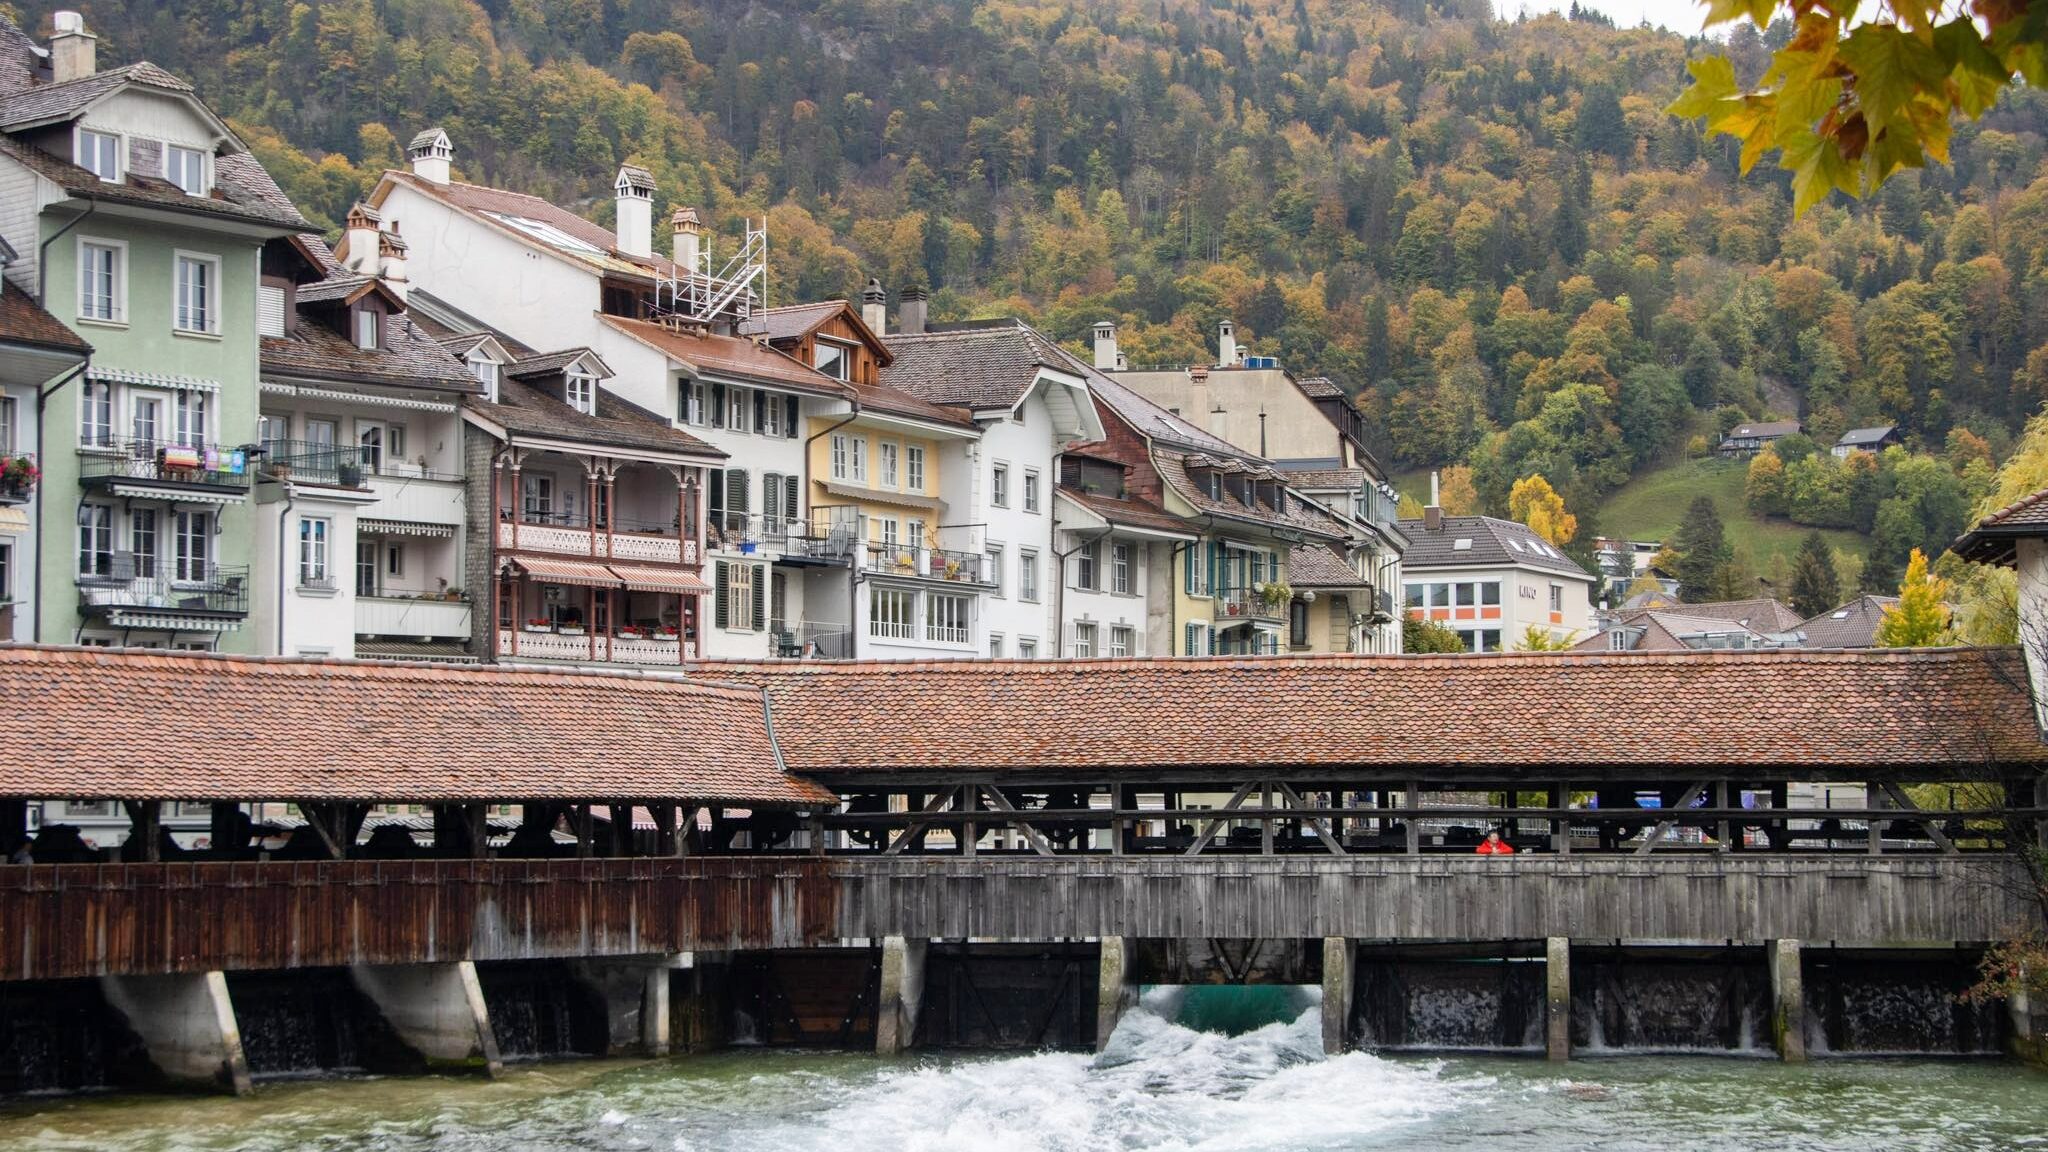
{"left": 76, "top": 129, "right": 120, "bottom": 182}
{"left": 353, "top": 309, "right": 379, "bottom": 350}
{"left": 814, "top": 341, "right": 849, "bottom": 381}
{"left": 566, "top": 373, "right": 596, "bottom": 415}
{"left": 468, "top": 354, "right": 499, "bottom": 400}
{"left": 1207, "top": 472, "right": 1222, "bottom": 500}
{"left": 167, "top": 146, "right": 208, "bottom": 196}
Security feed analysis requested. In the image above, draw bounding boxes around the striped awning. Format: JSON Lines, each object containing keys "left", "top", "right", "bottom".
{"left": 91, "top": 366, "right": 221, "bottom": 394}
{"left": 107, "top": 482, "right": 248, "bottom": 506}
{"left": 820, "top": 481, "right": 942, "bottom": 511}
{"left": 0, "top": 507, "right": 26, "bottom": 534}
{"left": 506, "top": 556, "right": 619, "bottom": 588}
{"left": 360, "top": 518, "right": 456, "bottom": 539}
{"left": 101, "top": 611, "right": 241, "bottom": 633}
{"left": 611, "top": 563, "right": 711, "bottom": 595}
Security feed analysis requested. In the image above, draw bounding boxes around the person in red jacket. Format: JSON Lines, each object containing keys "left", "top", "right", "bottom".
{"left": 1475, "top": 829, "right": 1515, "bottom": 855}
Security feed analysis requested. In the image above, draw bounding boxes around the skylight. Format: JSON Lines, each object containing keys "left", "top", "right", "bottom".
{"left": 1507, "top": 539, "right": 1523, "bottom": 552}
{"left": 481, "top": 211, "right": 605, "bottom": 255}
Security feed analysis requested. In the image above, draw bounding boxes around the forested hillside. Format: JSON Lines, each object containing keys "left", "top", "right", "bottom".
{"left": 14, "top": 0, "right": 2048, "bottom": 582}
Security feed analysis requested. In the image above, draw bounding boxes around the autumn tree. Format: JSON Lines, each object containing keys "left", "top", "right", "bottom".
{"left": 1437, "top": 465, "right": 1479, "bottom": 516}
{"left": 1874, "top": 548, "right": 1953, "bottom": 647}
{"left": 1788, "top": 530, "right": 1841, "bottom": 618}
{"left": 1403, "top": 616, "right": 1469, "bottom": 654}
{"left": 1745, "top": 448, "right": 1787, "bottom": 516}
{"left": 1508, "top": 474, "right": 1578, "bottom": 546}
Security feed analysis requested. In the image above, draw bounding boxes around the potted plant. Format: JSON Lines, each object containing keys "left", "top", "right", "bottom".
{"left": 1255, "top": 580, "right": 1293, "bottom": 610}
{"left": 558, "top": 620, "right": 586, "bottom": 636}
{"left": 336, "top": 460, "right": 364, "bottom": 487}
{"left": 944, "top": 559, "right": 961, "bottom": 580}
{"left": 525, "top": 617, "right": 552, "bottom": 634}
{"left": 656, "top": 624, "right": 679, "bottom": 639}
{"left": 445, "top": 587, "right": 466, "bottom": 602}
{"left": 617, "top": 625, "right": 643, "bottom": 640}
{"left": 0, "top": 455, "right": 38, "bottom": 501}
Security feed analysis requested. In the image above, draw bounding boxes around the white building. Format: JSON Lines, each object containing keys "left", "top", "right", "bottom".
{"left": 1398, "top": 509, "right": 1596, "bottom": 651}
{"left": 0, "top": 236, "right": 91, "bottom": 642}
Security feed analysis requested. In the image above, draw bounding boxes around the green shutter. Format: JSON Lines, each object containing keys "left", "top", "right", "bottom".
{"left": 784, "top": 396, "right": 800, "bottom": 438}
{"left": 714, "top": 561, "right": 729, "bottom": 629}
{"left": 750, "top": 564, "right": 767, "bottom": 631}
{"left": 709, "top": 382, "right": 725, "bottom": 428}
{"left": 753, "top": 389, "right": 767, "bottom": 430}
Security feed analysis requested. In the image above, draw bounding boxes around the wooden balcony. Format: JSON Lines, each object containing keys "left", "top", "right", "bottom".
{"left": 498, "top": 628, "right": 697, "bottom": 665}
{"left": 496, "top": 518, "right": 698, "bottom": 566}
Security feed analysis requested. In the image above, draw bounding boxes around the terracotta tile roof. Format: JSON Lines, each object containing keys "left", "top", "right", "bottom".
{"left": 0, "top": 61, "right": 192, "bottom": 129}
{"left": 881, "top": 319, "right": 1081, "bottom": 411}
{"left": 845, "top": 375, "right": 976, "bottom": 430}
{"left": 1645, "top": 597, "right": 1806, "bottom": 633}
{"left": 467, "top": 376, "right": 722, "bottom": 461}
{"left": 506, "top": 348, "right": 603, "bottom": 379}
{"left": 261, "top": 308, "right": 478, "bottom": 393}
{"left": 0, "top": 647, "right": 834, "bottom": 805}
{"left": 0, "top": 133, "right": 311, "bottom": 233}
{"left": 600, "top": 315, "right": 852, "bottom": 396}
{"left": 1400, "top": 515, "right": 1591, "bottom": 578}
{"left": 1156, "top": 450, "right": 1350, "bottom": 540}
{"left": 705, "top": 648, "right": 2048, "bottom": 775}
{"left": 381, "top": 170, "right": 683, "bottom": 284}
{"left": 1953, "top": 486, "right": 2048, "bottom": 566}
{"left": 0, "top": 279, "right": 89, "bottom": 353}
{"left": 1288, "top": 543, "right": 1367, "bottom": 588}
{"left": 1572, "top": 611, "right": 1771, "bottom": 652}
{"left": 1058, "top": 488, "right": 1195, "bottom": 537}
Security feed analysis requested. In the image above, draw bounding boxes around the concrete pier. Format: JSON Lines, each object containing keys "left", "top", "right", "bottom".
{"left": 574, "top": 956, "right": 682, "bottom": 1056}
{"left": 100, "top": 971, "right": 252, "bottom": 1095}
{"left": 1544, "top": 938, "right": 1570, "bottom": 1062}
{"left": 351, "top": 961, "right": 502, "bottom": 1076}
{"left": 2010, "top": 971, "right": 2042, "bottom": 1066}
{"left": 1321, "top": 937, "right": 1352, "bottom": 1055}
{"left": 1096, "top": 936, "right": 1136, "bottom": 1051}
{"left": 1771, "top": 939, "right": 1806, "bottom": 1063}
{"left": 875, "top": 935, "right": 927, "bottom": 1055}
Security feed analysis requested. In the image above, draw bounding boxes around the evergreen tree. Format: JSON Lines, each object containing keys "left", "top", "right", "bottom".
{"left": 1788, "top": 531, "right": 1841, "bottom": 618}
{"left": 1403, "top": 616, "right": 1469, "bottom": 653}
{"left": 1873, "top": 549, "right": 1952, "bottom": 647}
{"left": 1671, "top": 496, "right": 1731, "bottom": 603}
{"left": 1859, "top": 544, "right": 1901, "bottom": 597}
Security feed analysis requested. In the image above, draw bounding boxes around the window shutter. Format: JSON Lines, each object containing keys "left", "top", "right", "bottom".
{"left": 753, "top": 390, "right": 767, "bottom": 430}
{"left": 784, "top": 475, "right": 800, "bottom": 523}
{"left": 710, "top": 382, "right": 725, "bottom": 428}
{"left": 727, "top": 468, "right": 749, "bottom": 514}
{"left": 714, "top": 561, "right": 730, "bottom": 628}
{"left": 750, "top": 564, "right": 767, "bottom": 631}
{"left": 258, "top": 284, "right": 286, "bottom": 337}
{"left": 763, "top": 472, "right": 781, "bottom": 526}
{"left": 784, "top": 396, "right": 800, "bottom": 438}
{"left": 708, "top": 469, "right": 725, "bottom": 516}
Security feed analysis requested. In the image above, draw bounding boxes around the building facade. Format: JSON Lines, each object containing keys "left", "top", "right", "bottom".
{"left": 0, "top": 241, "right": 91, "bottom": 642}
{"left": 1400, "top": 511, "right": 1596, "bottom": 651}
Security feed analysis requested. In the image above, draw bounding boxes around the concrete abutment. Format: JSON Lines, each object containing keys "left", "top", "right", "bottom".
{"left": 349, "top": 961, "right": 502, "bottom": 1077}
{"left": 99, "top": 971, "right": 252, "bottom": 1096}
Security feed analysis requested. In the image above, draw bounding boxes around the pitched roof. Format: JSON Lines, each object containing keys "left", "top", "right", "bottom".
{"left": 1273, "top": 466, "right": 1367, "bottom": 490}
{"left": 600, "top": 315, "right": 852, "bottom": 397}
{"left": 1838, "top": 425, "right": 1898, "bottom": 445}
{"left": 1289, "top": 543, "right": 1367, "bottom": 588}
{"left": 1058, "top": 488, "right": 1196, "bottom": 537}
{"left": 1399, "top": 515, "right": 1591, "bottom": 578}
{"left": 1088, "top": 367, "right": 1243, "bottom": 456}
{"left": 702, "top": 648, "right": 2048, "bottom": 775}
{"left": 467, "top": 375, "right": 721, "bottom": 460}
{"left": 506, "top": 348, "right": 605, "bottom": 379}
{"left": 1727, "top": 421, "right": 1801, "bottom": 439}
{"left": 0, "top": 133, "right": 311, "bottom": 232}
{"left": 881, "top": 319, "right": 1082, "bottom": 410}
{"left": 1295, "top": 376, "right": 1344, "bottom": 399}
{"left": 0, "top": 647, "right": 832, "bottom": 806}
{"left": 1650, "top": 597, "right": 1806, "bottom": 633}
{"left": 1798, "top": 595, "right": 1899, "bottom": 649}
{"left": 1572, "top": 610, "right": 1772, "bottom": 653}
{"left": 1952, "top": 486, "right": 2048, "bottom": 565}
{"left": 0, "top": 279, "right": 89, "bottom": 353}
{"left": 0, "top": 15, "right": 39, "bottom": 95}
{"left": 380, "top": 170, "right": 683, "bottom": 284}
{"left": 751, "top": 300, "right": 853, "bottom": 343}
{"left": 0, "top": 60, "right": 193, "bottom": 130}
{"left": 260, "top": 308, "right": 479, "bottom": 393}
{"left": 1156, "top": 450, "right": 1351, "bottom": 540}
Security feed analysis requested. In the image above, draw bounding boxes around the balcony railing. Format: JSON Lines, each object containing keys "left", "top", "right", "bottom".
{"left": 1215, "top": 587, "right": 1288, "bottom": 622}
{"left": 260, "top": 440, "right": 368, "bottom": 489}
{"left": 862, "top": 543, "right": 995, "bottom": 586}
{"left": 78, "top": 554, "right": 250, "bottom": 618}
{"left": 497, "top": 511, "right": 696, "bottom": 566}
{"left": 79, "top": 439, "right": 253, "bottom": 494}
{"left": 356, "top": 594, "right": 472, "bottom": 640}
{"left": 498, "top": 628, "right": 696, "bottom": 665}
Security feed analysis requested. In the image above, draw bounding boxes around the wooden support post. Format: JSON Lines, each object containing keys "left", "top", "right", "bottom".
{"left": 653, "top": 804, "right": 678, "bottom": 857}
{"left": 807, "top": 811, "right": 826, "bottom": 857}
{"left": 1109, "top": 784, "right": 1126, "bottom": 857}
{"left": 961, "top": 785, "right": 977, "bottom": 857}
{"left": 1771, "top": 938, "right": 1806, "bottom": 1063}
{"left": 1634, "top": 781, "right": 1707, "bottom": 856}
{"left": 0, "top": 800, "right": 26, "bottom": 857}
{"left": 122, "top": 801, "right": 162, "bottom": 862}
{"left": 1186, "top": 780, "right": 1259, "bottom": 857}
{"left": 1321, "top": 937, "right": 1353, "bottom": 1055}
{"left": 1715, "top": 780, "right": 1731, "bottom": 853}
{"left": 575, "top": 804, "right": 593, "bottom": 858}
{"left": 1878, "top": 781, "right": 1957, "bottom": 854}
{"left": 1277, "top": 783, "right": 1344, "bottom": 855}
{"left": 1545, "top": 937, "right": 1570, "bottom": 1062}
{"left": 609, "top": 803, "right": 636, "bottom": 857}
{"left": 979, "top": 787, "right": 1054, "bottom": 856}
{"left": 208, "top": 803, "right": 244, "bottom": 859}
{"left": 2036, "top": 773, "right": 2048, "bottom": 854}
{"left": 1260, "top": 780, "right": 1274, "bottom": 856}
{"left": 1551, "top": 783, "right": 1570, "bottom": 855}
{"left": 1866, "top": 783, "right": 1888, "bottom": 854}
{"left": 1405, "top": 781, "right": 1421, "bottom": 855}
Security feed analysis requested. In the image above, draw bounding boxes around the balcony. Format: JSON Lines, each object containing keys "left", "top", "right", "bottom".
{"left": 498, "top": 627, "right": 697, "bottom": 666}
{"left": 1215, "top": 586, "right": 1288, "bottom": 623}
{"left": 356, "top": 593, "right": 472, "bottom": 640}
{"left": 261, "top": 440, "right": 368, "bottom": 489}
{"left": 0, "top": 455, "right": 36, "bottom": 506}
{"left": 364, "top": 473, "right": 465, "bottom": 530}
{"left": 78, "top": 554, "right": 250, "bottom": 627}
{"left": 862, "top": 543, "right": 996, "bottom": 586}
{"left": 79, "top": 439, "right": 253, "bottom": 502}
{"left": 497, "top": 511, "right": 697, "bottom": 566}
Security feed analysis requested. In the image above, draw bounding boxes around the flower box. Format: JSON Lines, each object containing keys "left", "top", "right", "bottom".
{"left": 617, "top": 628, "right": 643, "bottom": 640}
{"left": 523, "top": 620, "right": 552, "bottom": 634}
{"left": 557, "top": 625, "right": 586, "bottom": 636}
{"left": 657, "top": 626, "right": 680, "bottom": 638}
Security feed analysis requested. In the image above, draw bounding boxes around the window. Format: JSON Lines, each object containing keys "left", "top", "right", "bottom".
{"left": 130, "top": 508, "right": 157, "bottom": 575}
{"left": 1609, "top": 630, "right": 1630, "bottom": 652}
{"left": 79, "top": 240, "right": 122, "bottom": 323}
{"left": 726, "top": 385, "right": 750, "bottom": 432}
{"left": 761, "top": 392, "right": 785, "bottom": 437}
{"left": 174, "top": 253, "right": 219, "bottom": 334}
{"left": 880, "top": 517, "right": 900, "bottom": 549}
{"left": 386, "top": 544, "right": 404, "bottom": 577}
{"left": 831, "top": 433, "right": 850, "bottom": 480}
{"left": 1289, "top": 600, "right": 1309, "bottom": 648}
{"left": 1549, "top": 584, "right": 1564, "bottom": 612}
{"left": 1024, "top": 469, "right": 1040, "bottom": 513}
{"left": 76, "top": 129, "right": 119, "bottom": 181}
{"left": 79, "top": 380, "right": 113, "bottom": 448}
{"left": 357, "top": 547, "right": 377, "bottom": 596}
{"left": 1110, "top": 625, "right": 1133, "bottom": 657}
{"left": 905, "top": 445, "right": 925, "bottom": 491}
{"left": 1073, "top": 621, "right": 1097, "bottom": 657}
{"left": 306, "top": 418, "right": 337, "bottom": 451}
{"left": 299, "top": 517, "right": 331, "bottom": 586}
{"left": 258, "top": 284, "right": 286, "bottom": 337}
{"left": 174, "top": 390, "right": 207, "bottom": 448}
{"left": 849, "top": 436, "right": 867, "bottom": 482}
{"left": 566, "top": 374, "right": 596, "bottom": 415}
{"left": 988, "top": 632, "right": 1004, "bottom": 658}
{"left": 985, "top": 545, "right": 1004, "bottom": 597}
{"left": 879, "top": 442, "right": 899, "bottom": 488}
{"left": 927, "top": 593, "right": 971, "bottom": 644}
{"left": 1019, "top": 549, "right": 1039, "bottom": 602}
{"left": 166, "top": 146, "right": 207, "bottom": 195}
{"left": 174, "top": 511, "right": 211, "bottom": 581}
{"left": 814, "top": 342, "right": 849, "bottom": 380}
{"left": 77, "top": 504, "right": 113, "bottom": 577}
{"left": 1112, "top": 543, "right": 1132, "bottom": 594}
{"left": 992, "top": 463, "right": 1009, "bottom": 508}
{"left": 1184, "top": 621, "right": 1209, "bottom": 657}
{"left": 1017, "top": 637, "right": 1037, "bottom": 659}
{"left": 682, "top": 379, "right": 706, "bottom": 425}
{"left": 0, "top": 396, "right": 12, "bottom": 454}
{"left": 0, "top": 542, "right": 9, "bottom": 605}
{"left": 870, "top": 586, "right": 914, "bottom": 640}
{"left": 719, "top": 561, "right": 763, "bottom": 631}
{"left": 354, "top": 308, "right": 379, "bottom": 350}
{"left": 1075, "top": 540, "right": 1099, "bottom": 591}
{"left": 522, "top": 474, "right": 554, "bottom": 521}
{"left": 1471, "top": 628, "right": 1503, "bottom": 653}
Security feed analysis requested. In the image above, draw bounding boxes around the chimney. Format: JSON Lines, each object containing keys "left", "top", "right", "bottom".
{"left": 49, "top": 11, "right": 96, "bottom": 84}
{"left": 899, "top": 285, "right": 928, "bottom": 335}
{"left": 1188, "top": 365, "right": 1211, "bottom": 437}
{"left": 1217, "top": 319, "right": 1237, "bottom": 368}
{"left": 613, "top": 165, "right": 655, "bottom": 259}
{"left": 378, "top": 222, "right": 409, "bottom": 301}
{"left": 407, "top": 128, "right": 452, "bottom": 186}
{"left": 341, "top": 202, "right": 383, "bottom": 276}
{"left": 1424, "top": 470, "right": 1443, "bottom": 530}
{"left": 671, "top": 206, "right": 701, "bottom": 270}
{"left": 1092, "top": 321, "right": 1119, "bottom": 372}
{"left": 862, "top": 278, "right": 887, "bottom": 334}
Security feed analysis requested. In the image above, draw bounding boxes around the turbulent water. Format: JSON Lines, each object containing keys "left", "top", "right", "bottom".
{"left": 4, "top": 988, "right": 2047, "bottom": 1152}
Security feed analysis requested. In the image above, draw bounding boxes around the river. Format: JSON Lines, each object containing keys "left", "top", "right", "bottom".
{"left": 3, "top": 989, "right": 2045, "bottom": 1152}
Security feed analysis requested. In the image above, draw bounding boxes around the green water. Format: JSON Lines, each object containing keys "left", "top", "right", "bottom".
{"left": 3, "top": 1007, "right": 2045, "bottom": 1151}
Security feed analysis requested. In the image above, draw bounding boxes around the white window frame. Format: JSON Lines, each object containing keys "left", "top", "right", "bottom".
{"left": 566, "top": 374, "right": 597, "bottom": 415}
{"left": 985, "top": 543, "right": 1005, "bottom": 598}
{"left": 761, "top": 391, "right": 785, "bottom": 437}
{"left": 77, "top": 237, "right": 126, "bottom": 325}
{"left": 682, "top": 378, "right": 706, "bottom": 426}
{"left": 130, "top": 507, "right": 158, "bottom": 575}
{"left": 988, "top": 632, "right": 1004, "bottom": 658}
{"left": 1017, "top": 636, "right": 1038, "bottom": 659}
{"left": 1549, "top": 583, "right": 1564, "bottom": 612}
{"left": 726, "top": 385, "right": 750, "bottom": 433}
{"left": 298, "top": 517, "right": 332, "bottom": 587}
{"left": 132, "top": 392, "right": 166, "bottom": 447}
{"left": 1112, "top": 542, "right": 1132, "bottom": 594}
{"left": 725, "top": 561, "right": 758, "bottom": 631}
{"left": 814, "top": 339, "right": 851, "bottom": 381}
{"left": 353, "top": 308, "right": 379, "bottom": 350}
{"left": 1024, "top": 468, "right": 1041, "bottom": 513}
{"left": 76, "top": 503, "right": 113, "bottom": 577}
{"left": 992, "top": 462, "right": 1009, "bottom": 508}
{"left": 1073, "top": 621, "right": 1097, "bottom": 658}
{"left": 173, "top": 510, "right": 211, "bottom": 583}
{"left": 1109, "top": 625, "right": 1133, "bottom": 658}
{"left": 906, "top": 444, "right": 925, "bottom": 492}
{"left": 1184, "top": 621, "right": 1210, "bottom": 657}
{"left": 173, "top": 250, "right": 222, "bottom": 335}
{"left": 79, "top": 379, "right": 114, "bottom": 448}
{"left": 869, "top": 586, "right": 915, "bottom": 641}
{"left": 849, "top": 436, "right": 867, "bottom": 482}
{"left": 926, "top": 592, "right": 972, "bottom": 645}
{"left": 831, "top": 433, "right": 850, "bottom": 480}
{"left": 879, "top": 441, "right": 899, "bottom": 488}
{"left": 166, "top": 145, "right": 209, "bottom": 195}
{"left": 174, "top": 389, "right": 209, "bottom": 449}
{"left": 75, "top": 127, "right": 120, "bottom": 182}
{"left": 1019, "top": 548, "right": 1039, "bottom": 602}
{"left": 1075, "top": 540, "right": 1098, "bottom": 591}
{"left": 0, "top": 395, "right": 13, "bottom": 454}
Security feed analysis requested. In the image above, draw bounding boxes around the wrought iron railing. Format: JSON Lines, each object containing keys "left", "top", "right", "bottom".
{"left": 863, "top": 543, "right": 994, "bottom": 585}
{"left": 79, "top": 439, "right": 253, "bottom": 491}
{"left": 1215, "top": 586, "right": 1288, "bottom": 621}
{"left": 261, "top": 440, "right": 367, "bottom": 488}
{"left": 77, "top": 553, "right": 250, "bottom": 616}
